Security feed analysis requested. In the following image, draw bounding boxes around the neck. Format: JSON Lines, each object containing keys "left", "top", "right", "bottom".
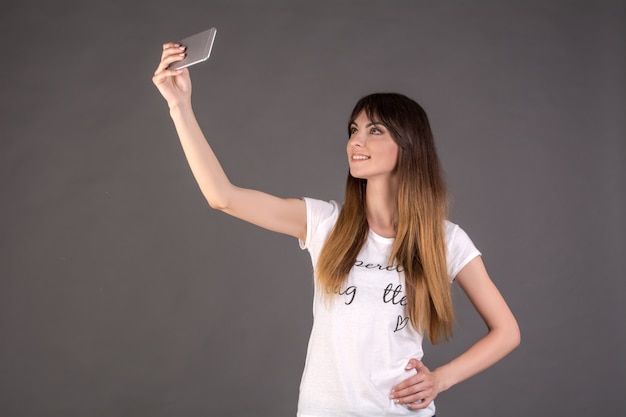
{"left": 365, "top": 177, "right": 398, "bottom": 238}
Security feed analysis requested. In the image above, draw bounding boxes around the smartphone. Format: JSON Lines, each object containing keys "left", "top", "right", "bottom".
{"left": 168, "top": 27, "right": 217, "bottom": 70}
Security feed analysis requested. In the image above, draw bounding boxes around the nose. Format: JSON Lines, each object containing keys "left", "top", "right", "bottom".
{"left": 348, "top": 130, "right": 365, "bottom": 147}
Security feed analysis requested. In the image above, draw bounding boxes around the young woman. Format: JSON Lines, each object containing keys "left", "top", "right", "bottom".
{"left": 153, "top": 42, "right": 520, "bottom": 417}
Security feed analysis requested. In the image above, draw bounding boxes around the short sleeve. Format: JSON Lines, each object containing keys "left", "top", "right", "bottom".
{"left": 299, "top": 198, "right": 341, "bottom": 251}
{"left": 445, "top": 221, "right": 482, "bottom": 282}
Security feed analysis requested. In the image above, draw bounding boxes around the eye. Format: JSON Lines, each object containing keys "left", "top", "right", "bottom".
{"left": 370, "top": 126, "right": 383, "bottom": 135}
{"left": 349, "top": 126, "right": 358, "bottom": 136}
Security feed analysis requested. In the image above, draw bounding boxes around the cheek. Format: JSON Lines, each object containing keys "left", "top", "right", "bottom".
{"left": 387, "top": 144, "right": 400, "bottom": 167}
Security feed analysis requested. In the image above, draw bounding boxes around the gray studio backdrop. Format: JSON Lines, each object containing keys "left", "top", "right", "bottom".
{"left": 1, "top": 1, "right": 624, "bottom": 416}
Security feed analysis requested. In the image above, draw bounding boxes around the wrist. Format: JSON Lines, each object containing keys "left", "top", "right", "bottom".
{"left": 168, "top": 98, "right": 192, "bottom": 114}
{"left": 432, "top": 363, "right": 455, "bottom": 393}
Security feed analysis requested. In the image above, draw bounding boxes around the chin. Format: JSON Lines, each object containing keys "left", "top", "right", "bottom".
{"left": 349, "top": 170, "right": 366, "bottom": 180}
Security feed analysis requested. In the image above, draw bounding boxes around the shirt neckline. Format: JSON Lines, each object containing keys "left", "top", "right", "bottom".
{"left": 368, "top": 229, "right": 395, "bottom": 244}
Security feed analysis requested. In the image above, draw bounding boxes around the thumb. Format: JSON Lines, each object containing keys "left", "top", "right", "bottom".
{"left": 405, "top": 358, "right": 423, "bottom": 370}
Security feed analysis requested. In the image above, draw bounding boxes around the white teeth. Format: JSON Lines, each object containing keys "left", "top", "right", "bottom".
{"left": 352, "top": 155, "right": 370, "bottom": 160}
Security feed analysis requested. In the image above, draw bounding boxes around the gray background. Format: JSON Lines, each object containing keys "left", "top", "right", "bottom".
{"left": 1, "top": 1, "right": 624, "bottom": 416}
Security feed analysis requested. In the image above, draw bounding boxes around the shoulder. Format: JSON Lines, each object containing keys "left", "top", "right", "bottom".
{"left": 444, "top": 220, "right": 473, "bottom": 245}
{"left": 302, "top": 197, "right": 340, "bottom": 219}
{"left": 303, "top": 197, "right": 341, "bottom": 224}
{"left": 444, "top": 220, "right": 482, "bottom": 282}
{"left": 300, "top": 198, "right": 341, "bottom": 250}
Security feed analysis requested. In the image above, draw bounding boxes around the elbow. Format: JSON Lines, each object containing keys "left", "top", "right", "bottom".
{"left": 206, "top": 197, "right": 228, "bottom": 211}
{"left": 509, "top": 333, "right": 521, "bottom": 354}
{"left": 507, "top": 320, "right": 522, "bottom": 352}
{"left": 514, "top": 325, "right": 521, "bottom": 349}
{"left": 492, "top": 318, "right": 521, "bottom": 355}
{"left": 202, "top": 183, "right": 235, "bottom": 211}
{"left": 203, "top": 187, "right": 233, "bottom": 211}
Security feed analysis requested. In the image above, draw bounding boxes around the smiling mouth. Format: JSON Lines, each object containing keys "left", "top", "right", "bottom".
{"left": 351, "top": 155, "right": 370, "bottom": 160}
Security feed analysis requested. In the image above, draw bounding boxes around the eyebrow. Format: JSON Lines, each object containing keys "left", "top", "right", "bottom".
{"left": 349, "top": 120, "right": 385, "bottom": 128}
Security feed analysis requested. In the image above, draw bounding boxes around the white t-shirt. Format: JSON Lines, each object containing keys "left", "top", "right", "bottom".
{"left": 297, "top": 198, "right": 481, "bottom": 417}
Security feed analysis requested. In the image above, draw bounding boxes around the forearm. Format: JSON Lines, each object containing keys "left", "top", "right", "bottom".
{"left": 433, "top": 323, "right": 520, "bottom": 392}
{"left": 169, "top": 101, "right": 233, "bottom": 209}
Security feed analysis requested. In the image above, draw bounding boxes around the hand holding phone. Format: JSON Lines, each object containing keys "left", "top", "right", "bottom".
{"left": 168, "top": 27, "right": 217, "bottom": 70}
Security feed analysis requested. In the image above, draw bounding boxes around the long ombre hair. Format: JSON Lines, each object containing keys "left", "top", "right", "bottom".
{"left": 316, "top": 93, "right": 452, "bottom": 344}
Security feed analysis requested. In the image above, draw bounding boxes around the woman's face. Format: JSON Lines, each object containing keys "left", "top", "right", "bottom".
{"left": 347, "top": 111, "right": 399, "bottom": 182}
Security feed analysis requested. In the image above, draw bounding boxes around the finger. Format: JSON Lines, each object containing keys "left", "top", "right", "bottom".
{"left": 390, "top": 370, "right": 431, "bottom": 400}
{"left": 392, "top": 382, "right": 433, "bottom": 406}
{"left": 406, "top": 398, "right": 432, "bottom": 410}
{"left": 395, "top": 384, "right": 431, "bottom": 400}
{"left": 392, "top": 379, "right": 430, "bottom": 401}
{"left": 394, "top": 359, "right": 429, "bottom": 391}
{"left": 162, "top": 42, "right": 181, "bottom": 49}
{"left": 161, "top": 42, "right": 185, "bottom": 53}
{"left": 152, "top": 69, "right": 181, "bottom": 86}
{"left": 390, "top": 359, "right": 437, "bottom": 408}
{"left": 391, "top": 372, "right": 422, "bottom": 392}
{"left": 391, "top": 364, "right": 424, "bottom": 392}
{"left": 158, "top": 53, "right": 186, "bottom": 72}
{"left": 404, "top": 358, "right": 424, "bottom": 371}
{"left": 161, "top": 43, "right": 186, "bottom": 60}
{"left": 153, "top": 68, "right": 191, "bottom": 89}
{"left": 152, "top": 66, "right": 182, "bottom": 85}
{"left": 154, "top": 53, "right": 187, "bottom": 77}
{"left": 161, "top": 47, "right": 186, "bottom": 63}
{"left": 158, "top": 47, "right": 186, "bottom": 68}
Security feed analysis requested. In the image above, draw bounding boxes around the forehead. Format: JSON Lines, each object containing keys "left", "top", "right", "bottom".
{"left": 350, "top": 110, "right": 380, "bottom": 125}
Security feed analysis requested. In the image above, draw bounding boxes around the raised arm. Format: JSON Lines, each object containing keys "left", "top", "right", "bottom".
{"left": 152, "top": 43, "right": 306, "bottom": 240}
